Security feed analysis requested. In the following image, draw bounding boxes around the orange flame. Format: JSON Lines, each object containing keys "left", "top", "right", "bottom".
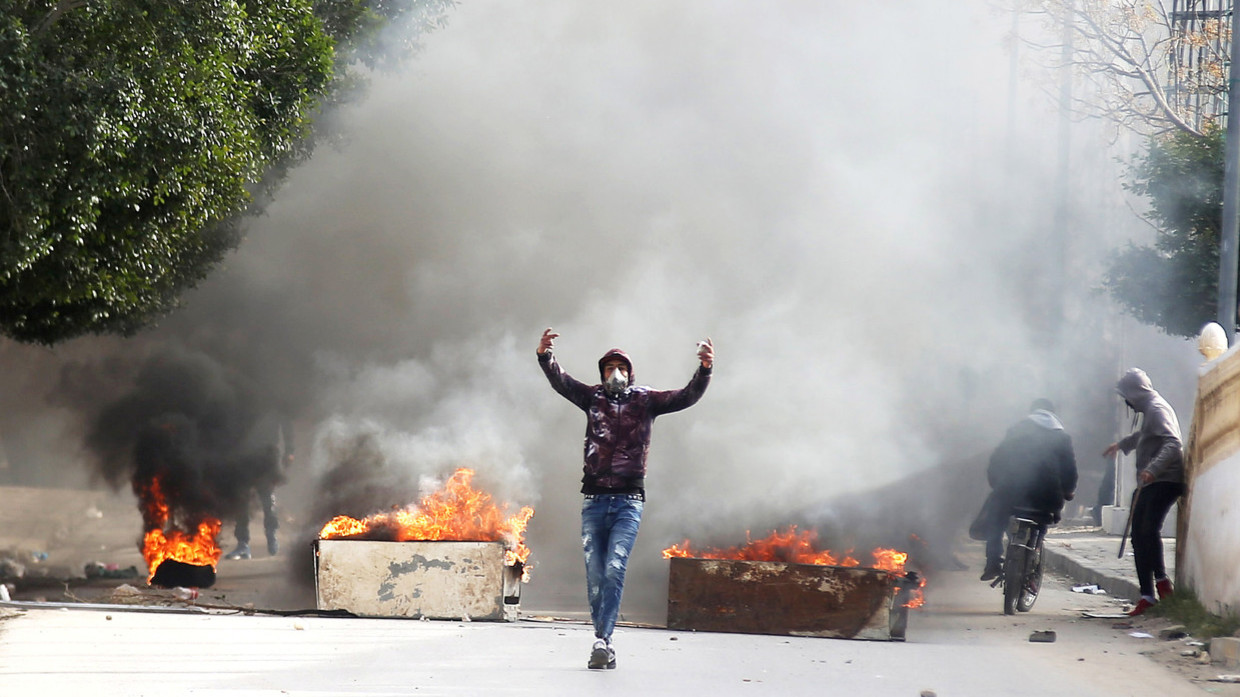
{"left": 135, "top": 476, "right": 223, "bottom": 582}
{"left": 662, "top": 525, "right": 862, "bottom": 566}
{"left": 662, "top": 525, "right": 926, "bottom": 608}
{"left": 319, "top": 468, "right": 534, "bottom": 577}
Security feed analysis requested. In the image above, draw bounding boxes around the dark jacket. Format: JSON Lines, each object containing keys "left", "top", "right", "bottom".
{"left": 1115, "top": 368, "right": 1184, "bottom": 485}
{"left": 538, "top": 350, "right": 711, "bottom": 492}
{"left": 239, "top": 410, "right": 294, "bottom": 486}
{"left": 987, "top": 409, "right": 1078, "bottom": 516}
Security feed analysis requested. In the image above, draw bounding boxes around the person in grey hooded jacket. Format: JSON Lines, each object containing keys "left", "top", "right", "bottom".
{"left": 1103, "top": 367, "right": 1184, "bottom": 616}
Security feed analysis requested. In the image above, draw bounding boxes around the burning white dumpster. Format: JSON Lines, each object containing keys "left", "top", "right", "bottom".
{"left": 314, "top": 539, "right": 522, "bottom": 621}
{"left": 313, "top": 469, "right": 533, "bottom": 621}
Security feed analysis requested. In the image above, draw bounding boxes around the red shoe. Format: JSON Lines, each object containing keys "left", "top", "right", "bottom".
{"left": 1127, "top": 598, "right": 1156, "bottom": 616}
{"left": 1156, "top": 578, "right": 1174, "bottom": 601}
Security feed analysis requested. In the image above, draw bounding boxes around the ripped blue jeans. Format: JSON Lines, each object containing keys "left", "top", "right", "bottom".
{"left": 581, "top": 494, "right": 644, "bottom": 641}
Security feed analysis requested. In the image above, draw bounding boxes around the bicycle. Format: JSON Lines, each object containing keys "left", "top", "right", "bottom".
{"left": 990, "top": 507, "right": 1050, "bottom": 615}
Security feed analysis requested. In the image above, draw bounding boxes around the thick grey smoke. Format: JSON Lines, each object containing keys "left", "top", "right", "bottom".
{"left": 0, "top": 1, "right": 1203, "bottom": 616}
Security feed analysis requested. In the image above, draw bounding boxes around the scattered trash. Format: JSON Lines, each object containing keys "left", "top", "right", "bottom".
{"left": 1072, "top": 584, "right": 1107, "bottom": 595}
{"left": 85, "top": 506, "right": 103, "bottom": 519}
{"left": 1082, "top": 612, "right": 1130, "bottom": 619}
{"left": 1128, "top": 632, "right": 1155, "bottom": 639}
{"left": 920, "top": 690, "right": 937, "bottom": 697}
{"left": 97, "top": 584, "right": 145, "bottom": 605}
{"left": 293, "top": 622, "right": 305, "bottom": 631}
{"left": 1187, "top": 640, "right": 1206, "bottom": 647}
{"left": 1158, "top": 626, "right": 1188, "bottom": 641}
{"left": 85, "top": 562, "right": 141, "bottom": 580}
{"left": 1030, "top": 630, "right": 1057, "bottom": 643}
{"left": 0, "top": 558, "right": 26, "bottom": 579}
{"left": 172, "top": 587, "right": 199, "bottom": 601}
{"left": 1209, "top": 674, "right": 1240, "bottom": 683}
{"left": 30, "top": 552, "right": 47, "bottom": 563}
{"left": 1181, "top": 649, "right": 1201, "bottom": 657}
{"left": 0, "top": 584, "right": 8, "bottom": 602}
{"left": 1198, "top": 652, "right": 1213, "bottom": 665}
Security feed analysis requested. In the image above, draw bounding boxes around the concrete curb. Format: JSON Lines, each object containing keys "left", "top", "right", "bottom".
{"left": 1211, "top": 636, "right": 1240, "bottom": 669}
{"left": 1041, "top": 546, "right": 1141, "bottom": 604}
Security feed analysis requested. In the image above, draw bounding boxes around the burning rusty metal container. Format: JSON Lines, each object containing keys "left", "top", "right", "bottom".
{"left": 666, "top": 557, "right": 914, "bottom": 641}
{"left": 314, "top": 540, "right": 521, "bottom": 621}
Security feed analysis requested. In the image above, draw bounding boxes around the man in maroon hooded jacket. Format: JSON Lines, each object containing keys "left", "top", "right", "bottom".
{"left": 537, "top": 328, "right": 713, "bottom": 670}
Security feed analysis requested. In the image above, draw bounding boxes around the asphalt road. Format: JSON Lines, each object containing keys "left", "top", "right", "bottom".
{"left": 2, "top": 485, "right": 1234, "bottom": 695}
{"left": 3, "top": 553, "right": 1237, "bottom": 696}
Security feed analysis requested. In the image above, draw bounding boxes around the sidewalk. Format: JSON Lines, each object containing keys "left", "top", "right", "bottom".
{"left": 1041, "top": 525, "right": 1173, "bottom": 604}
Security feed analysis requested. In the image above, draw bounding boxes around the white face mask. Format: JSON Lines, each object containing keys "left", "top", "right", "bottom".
{"left": 605, "top": 366, "right": 628, "bottom": 394}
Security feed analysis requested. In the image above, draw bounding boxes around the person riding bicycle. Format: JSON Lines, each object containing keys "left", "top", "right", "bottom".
{"left": 978, "top": 399, "right": 1079, "bottom": 581}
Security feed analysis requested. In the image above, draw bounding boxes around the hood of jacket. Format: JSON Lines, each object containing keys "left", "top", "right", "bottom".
{"left": 1028, "top": 409, "right": 1064, "bottom": 431}
{"left": 598, "top": 348, "right": 634, "bottom": 387}
{"left": 1116, "top": 367, "right": 1156, "bottom": 410}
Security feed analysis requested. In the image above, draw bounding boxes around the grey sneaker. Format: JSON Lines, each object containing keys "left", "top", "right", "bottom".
{"left": 224, "top": 543, "right": 251, "bottom": 560}
{"left": 587, "top": 639, "right": 615, "bottom": 670}
{"left": 267, "top": 535, "right": 279, "bottom": 556}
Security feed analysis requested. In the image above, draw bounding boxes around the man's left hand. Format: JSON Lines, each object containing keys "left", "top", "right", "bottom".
{"left": 1138, "top": 470, "right": 1154, "bottom": 485}
{"left": 697, "top": 338, "right": 714, "bottom": 369}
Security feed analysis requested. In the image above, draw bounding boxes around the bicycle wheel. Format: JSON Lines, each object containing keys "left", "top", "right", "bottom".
{"left": 1016, "top": 539, "right": 1044, "bottom": 612}
{"left": 1003, "top": 542, "right": 1025, "bottom": 615}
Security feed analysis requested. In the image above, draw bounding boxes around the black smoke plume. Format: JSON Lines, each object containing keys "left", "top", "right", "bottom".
{"left": 85, "top": 347, "right": 289, "bottom": 555}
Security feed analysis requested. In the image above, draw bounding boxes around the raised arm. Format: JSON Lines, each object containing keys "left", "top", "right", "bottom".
{"left": 536, "top": 327, "right": 593, "bottom": 411}
{"left": 649, "top": 338, "right": 714, "bottom": 415}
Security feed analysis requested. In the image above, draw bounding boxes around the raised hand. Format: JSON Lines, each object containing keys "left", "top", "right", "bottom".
{"left": 538, "top": 328, "right": 559, "bottom": 355}
{"left": 696, "top": 337, "right": 714, "bottom": 369}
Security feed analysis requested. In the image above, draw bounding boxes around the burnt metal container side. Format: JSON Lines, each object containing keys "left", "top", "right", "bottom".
{"left": 666, "top": 557, "right": 904, "bottom": 641}
{"left": 314, "top": 539, "right": 520, "bottom": 622}
{"left": 888, "top": 573, "right": 918, "bottom": 641}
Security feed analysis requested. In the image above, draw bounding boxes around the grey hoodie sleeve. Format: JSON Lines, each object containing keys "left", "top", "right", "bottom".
{"left": 1142, "top": 438, "right": 1183, "bottom": 480}
{"left": 1117, "top": 431, "right": 1140, "bottom": 455}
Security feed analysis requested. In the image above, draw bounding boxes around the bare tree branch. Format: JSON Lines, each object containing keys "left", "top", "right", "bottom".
{"left": 1022, "top": 0, "right": 1219, "bottom": 138}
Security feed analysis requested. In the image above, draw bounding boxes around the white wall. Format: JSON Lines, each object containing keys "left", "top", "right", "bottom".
{"left": 1183, "top": 455, "right": 1240, "bottom": 616}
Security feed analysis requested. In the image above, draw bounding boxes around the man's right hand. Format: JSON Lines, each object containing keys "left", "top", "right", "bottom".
{"left": 538, "top": 328, "right": 559, "bottom": 355}
{"left": 1103, "top": 443, "right": 1120, "bottom": 458}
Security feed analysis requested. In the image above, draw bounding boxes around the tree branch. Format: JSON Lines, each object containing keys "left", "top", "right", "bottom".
{"left": 1026, "top": 0, "right": 1208, "bottom": 138}
{"left": 35, "top": 0, "right": 89, "bottom": 36}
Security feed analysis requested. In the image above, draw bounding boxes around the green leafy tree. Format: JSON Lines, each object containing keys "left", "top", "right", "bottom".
{"left": 0, "top": 0, "right": 452, "bottom": 345}
{"left": 1102, "top": 126, "right": 1223, "bottom": 338}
